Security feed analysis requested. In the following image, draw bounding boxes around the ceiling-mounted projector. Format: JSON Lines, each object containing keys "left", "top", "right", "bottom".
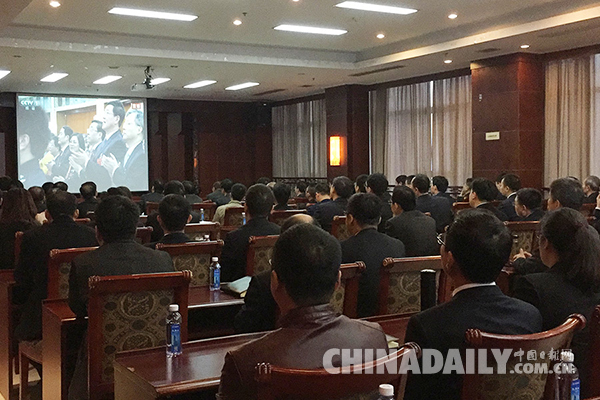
{"left": 131, "top": 66, "right": 155, "bottom": 91}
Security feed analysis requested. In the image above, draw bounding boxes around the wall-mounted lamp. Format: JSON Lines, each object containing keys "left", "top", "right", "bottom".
{"left": 330, "top": 136, "right": 341, "bottom": 166}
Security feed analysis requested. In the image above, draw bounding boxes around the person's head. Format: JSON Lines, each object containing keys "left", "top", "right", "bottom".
{"left": 495, "top": 172, "right": 507, "bottom": 191}
{"left": 69, "top": 133, "right": 85, "bottom": 153}
{"left": 182, "top": 180, "right": 198, "bottom": 196}
{"left": 366, "top": 173, "right": 388, "bottom": 196}
{"left": 47, "top": 136, "right": 60, "bottom": 157}
{"left": 53, "top": 181, "right": 68, "bottom": 192}
{"left": 411, "top": 174, "right": 430, "bottom": 195}
{"left": 345, "top": 193, "right": 381, "bottom": 234}
{"left": 271, "top": 224, "right": 341, "bottom": 310}
{"left": 46, "top": 190, "right": 78, "bottom": 221}
{"left": 443, "top": 209, "right": 512, "bottom": 284}
{"left": 0, "top": 176, "right": 13, "bottom": 191}
{"left": 152, "top": 179, "right": 164, "bottom": 194}
{"left": 42, "top": 181, "right": 54, "bottom": 195}
{"left": 87, "top": 120, "right": 105, "bottom": 146}
{"left": 231, "top": 183, "right": 247, "bottom": 201}
{"left": 57, "top": 126, "right": 73, "bottom": 147}
{"left": 256, "top": 177, "right": 271, "bottom": 186}
{"left": 79, "top": 181, "right": 97, "bottom": 200}
{"left": 118, "top": 186, "right": 133, "bottom": 199}
{"left": 121, "top": 110, "right": 144, "bottom": 147}
{"left": 314, "top": 183, "right": 330, "bottom": 202}
{"left": 514, "top": 188, "right": 542, "bottom": 217}
{"left": 295, "top": 181, "right": 307, "bottom": 196}
{"left": 306, "top": 184, "right": 317, "bottom": 202}
{"left": 103, "top": 101, "right": 125, "bottom": 133}
{"left": 28, "top": 186, "right": 46, "bottom": 214}
{"left": 107, "top": 187, "right": 126, "bottom": 197}
{"left": 220, "top": 178, "right": 234, "bottom": 194}
{"left": 583, "top": 176, "right": 600, "bottom": 196}
{"left": 280, "top": 214, "right": 320, "bottom": 233}
{"left": 432, "top": 176, "right": 449, "bottom": 195}
{"left": 0, "top": 188, "right": 37, "bottom": 224}
{"left": 212, "top": 181, "right": 221, "bottom": 192}
{"left": 469, "top": 178, "right": 496, "bottom": 206}
{"left": 273, "top": 183, "right": 290, "bottom": 206}
{"left": 354, "top": 174, "right": 368, "bottom": 193}
{"left": 164, "top": 180, "right": 185, "bottom": 196}
{"left": 406, "top": 175, "right": 415, "bottom": 187}
{"left": 95, "top": 195, "right": 139, "bottom": 243}
{"left": 391, "top": 185, "right": 417, "bottom": 214}
{"left": 245, "top": 184, "right": 275, "bottom": 218}
{"left": 330, "top": 176, "right": 354, "bottom": 200}
{"left": 548, "top": 178, "right": 584, "bottom": 211}
{"left": 499, "top": 174, "right": 521, "bottom": 196}
{"left": 395, "top": 175, "right": 407, "bottom": 186}
{"left": 158, "top": 194, "right": 192, "bottom": 233}
{"left": 17, "top": 105, "right": 51, "bottom": 163}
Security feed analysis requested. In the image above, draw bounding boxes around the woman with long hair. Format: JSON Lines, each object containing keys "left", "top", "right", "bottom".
{"left": 0, "top": 188, "right": 39, "bottom": 268}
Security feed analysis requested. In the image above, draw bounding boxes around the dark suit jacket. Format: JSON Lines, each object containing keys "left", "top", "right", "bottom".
{"left": 513, "top": 264, "right": 600, "bottom": 397}
{"left": 68, "top": 239, "right": 174, "bottom": 318}
{"left": 146, "top": 231, "right": 191, "bottom": 250}
{"left": 584, "top": 192, "right": 599, "bottom": 204}
{"left": 404, "top": 285, "right": 542, "bottom": 400}
{"left": 415, "top": 194, "right": 453, "bottom": 233}
{"left": 313, "top": 197, "right": 348, "bottom": 232}
{"left": 112, "top": 141, "right": 146, "bottom": 189}
{"left": 385, "top": 210, "right": 439, "bottom": 257}
{"left": 512, "top": 249, "right": 547, "bottom": 275}
{"left": 13, "top": 216, "right": 98, "bottom": 340}
{"left": 20, "top": 158, "right": 47, "bottom": 188}
{"left": 0, "top": 220, "right": 37, "bottom": 270}
{"left": 77, "top": 198, "right": 99, "bottom": 218}
{"left": 99, "top": 130, "right": 127, "bottom": 164}
{"left": 53, "top": 146, "right": 71, "bottom": 178}
{"left": 377, "top": 192, "right": 393, "bottom": 233}
{"left": 522, "top": 208, "right": 544, "bottom": 221}
{"left": 185, "top": 194, "right": 203, "bottom": 204}
{"left": 220, "top": 217, "right": 281, "bottom": 282}
{"left": 341, "top": 228, "right": 405, "bottom": 317}
{"left": 139, "top": 192, "right": 164, "bottom": 215}
{"left": 233, "top": 271, "right": 277, "bottom": 333}
{"left": 218, "top": 304, "right": 388, "bottom": 400}
{"left": 435, "top": 192, "right": 454, "bottom": 203}
{"left": 306, "top": 198, "right": 330, "bottom": 216}
{"left": 206, "top": 190, "right": 223, "bottom": 203}
{"left": 499, "top": 192, "right": 519, "bottom": 221}
{"left": 476, "top": 202, "right": 508, "bottom": 221}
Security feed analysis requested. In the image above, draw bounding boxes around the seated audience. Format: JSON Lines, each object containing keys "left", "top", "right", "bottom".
{"left": 412, "top": 174, "right": 453, "bottom": 232}
{"left": 215, "top": 178, "right": 234, "bottom": 206}
{"left": 272, "top": 182, "right": 291, "bottom": 211}
{"left": 494, "top": 172, "right": 508, "bottom": 200}
{"left": 313, "top": 176, "right": 353, "bottom": 232}
{"left": 213, "top": 183, "right": 247, "bottom": 225}
{"left": 498, "top": 173, "right": 521, "bottom": 221}
{"left": 306, "top": 182, "right": 330, "bottom": 215}
{"left": 54, "top": 181, "right": 68, "bottom": 192}
{"left": 28, "top": 186, "right": 47, "bottom": 224}
{"left": 140, "top": 179, "right": 164, "bottom": 214}
{"left": 354, "top": 174, "right": 368, "bottom": 193}
{"left": 206, "top": 181, "right": 222, "bottom": 203}
{"left": 294, "top": 180, "right": 307, "bottom": 198}
{"left": 457, "top": 177, "right": 473, "bottom": 202}
{"left": 256, "top": 177, "right": 271, "bottom": 185}
{"left": 146, "top": 194, "right": 192, "bottom": 249}
{"left": 183, "top": 180, "right": 203, "bottom": 204}
{"left": 0, "top": 188, "right": 39, "bottom": 269}
{"left": 513, "top": 208, "right": 600, "bottom": 397}
{"left": 341, "top": 193, "right": 405, "bottom": 317}
{"left": 514, "top": 188, "right": 544, "bottom": 221}
{"left": 403, "top": 209, "right": 542, "bottom": 400}
{"left": 220, "top": 184, "right": 280, "bottom": 282}
{"left": 13, "top": 191, "right": 97, "bottom": 341}
{"left": 582, "top": 175, "right": 600, "bottom": 204}
{"left": 468, "top": 178, "right": 508, "bottom": 221}
{"left": 386, "top": 185, "right": 439, "bottom": 257}
{"left": 77, "top": 181, "right": 99, "bottom": 218}
{"left": 395, "top": 174, "right": 407, "bottom": 186}
{"left": 305, "top": 183, "right": 317, "bottom": 203}
{"left": 431, "top": 175, "right": 453, "bottom": 203}
{"left": 366, "top": 173, "right": 393, "bottom": 232}
{"left": 218, "top": 223, "right": 388, "bottom": 400}
{"left": 146, "top": 180, "right": 200, "bottom": 241}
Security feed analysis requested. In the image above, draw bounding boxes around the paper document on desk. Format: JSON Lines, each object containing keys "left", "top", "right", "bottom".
{"left": 221, "top": 276, "right": 252, "bottom": 298}
{"left": 386, "top": 334, "right": 399, "bottom": 349}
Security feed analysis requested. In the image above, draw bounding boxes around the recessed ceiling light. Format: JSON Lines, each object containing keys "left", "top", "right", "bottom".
{"left": 0, "top": 70, "right": 11, "bottom": 80}
{"left": 233, "top": 19, "right": 242, "bottom": 26}
{"left": 226, "top": 82, "right": 260, "bottom": 91}
{"left": 49, "top": 1, "right": 61, "bottom": 7}
{"left": 444, "top": 59, "right": 453, "bottom": 64}
{"left": 274, "top": 24, "right": 347, "bottom": 36}
{"left": 183, "top": 80, "right": 217, "bottom": 89}
{"left": 293, "top": 0, "right": 300, "bottom": 2}
{"left": 376, "top": 33, "right": 385, "bottom": 39}
{"left": 151, "top": 78, "right": 171, "bottom": 85}
{"left": 335, "top": 1, "right": 417, "bottom": 15}
{"left": 93, "top": 75, "right": 122, "bottom": 85}
{"left": 40, "top": 73, "right": 68, "bottom": 83}
{"left": 108, "top": 7, "right": 198, "bottom": 22}
{"left": 520, "top": 44, "right": 530, "bottom": 49}
{"left": 448, "top": 13, "right": 458, "bottom": 19}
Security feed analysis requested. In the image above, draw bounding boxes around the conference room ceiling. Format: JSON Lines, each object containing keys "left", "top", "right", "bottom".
{"left": 0, "top": 0, "right": 600, "bottom": 102}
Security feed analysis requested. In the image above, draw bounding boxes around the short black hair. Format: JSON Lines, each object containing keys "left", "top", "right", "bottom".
{"left": 79, "top": 182, "right": 97, "bottom": 200}
{"left": 28, "top": 186, "right": 46, "bottom": 213}
{"left": 231, "top": 183, "right": 247, "bottom": 201}
{"left": 366, "top": 173, "right": 388, "bottom": 196}
{"left": 118, "top": 186, "right": 133, "bottom": 199}
{"left": 46, "top": 191, "right": 78, "bottom": 219}
{"left": 106, "top": 100, "right": 126, "bottom": 127}
{"left": 332, "top": 176, "right": 354, "bottom": 199}
{"left": 42, "top": 181, "right": 54, "bottom": 194}
{"left": 411, "top": 174, "right": 430, "bottom": 194}
{"left": 164, "top": 180, "right": 185, "bottom": 196}
{"left": 445, "top": 209, "right": 512, "bottom": 283}
{"left": 220, "top": 178, "right": 234, "bottom": 193}
{"left": 347, "top": 193, "right": 382, "bottom": 226}
{"left": 295, "top": 181, "right": 307, "bottom": 193}
{"left": 392, "top": 185, "right": 416, "bottom": 211}
{"left": 61, "top": 126, "right": 74, "bottom": 139}
{"left": 501, "top": 174, "right": 521, "bottom": 192}
{"left": 17, "top": 105, "right": 51, "bottom": 159}
{"left": 407, "top": 175, "right": 415, "bottom": 185}
{"left": 495, "top": 172, "right": 507, "bottom": 184}
{"left": 395, "top": 175, "right": 407, "bottom": 185}
{"left": 515, "top": 188, "right": 542, "bottom": 210}
{"left": 158, "top": 194, "right": 191, "bottom": 232}
{"left": 256, "top": 177, "right": 271, "bottom": 185}
{"left": 355, "top": 174, "right": 368, "bottom": 193}
{"left": 95, "top": 196, "right": 139, "bottom": 242}
{"left": 54, "top": 181, "right": 68, "bottom": 192}
{"left": 315, "top": 182, "right": 329, "bottom": 195}
{"left": 212, "top": 181, "right": 221, "bottom": 190}
{"left": 272, "top": 224, "right": 341, "bottom": 306}
{"left": 152, "top": 179, "right": 164, "bottom": 194}
{"left": 432, "top": 176, "right": 449, "bottom": 193}
{"left": 550, "top": 178, "right": 584, "bottom": 210}
{"left": 182, "top": 180, "right": 197, "bottom": 195}
{"left": 471, "top": 178, "right": 497, "bottom": 202}
{"left": 273, "top": 183, "right": 290, "bottom": 205}
{"left": 245, "top": 184, "right": 275, "bottom": 218}
{"left": 0, "top": 176, "right": 14, "bottom": 191}
{"left": 585, "top": 176, "right": 600, "bottom": 192}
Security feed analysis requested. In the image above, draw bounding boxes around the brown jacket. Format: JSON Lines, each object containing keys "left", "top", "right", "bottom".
{"left": 217, "top": 304, "right": 388, "bottom": 400}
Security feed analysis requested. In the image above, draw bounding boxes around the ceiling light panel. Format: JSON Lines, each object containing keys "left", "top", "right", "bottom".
{"left": 226, "top": 82, "right": 260, "bottom": 91}
{"left": 108, "top": 7, "right": 198, "bottom": 22}
{"left": 93, "top": 75, "right": 122, "bottom": 85}
{"left": 183, "top": 80, "right": 217, "bottom": 89}
{"left": 0, "top": 70, "right": 11, "bottom": 80}
{"left": 40, "top": 73, "right": 69, "bottom": 82}
{"left": 274, "top": 25, "right": 347, "bottom": 35}
{"left": 150, "top": 78, "right": 171, "bottom": 85}
{"left": 335, "top": 1, "right": 417, "bottom": 15}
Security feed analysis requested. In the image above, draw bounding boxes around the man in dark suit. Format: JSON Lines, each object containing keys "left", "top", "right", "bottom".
{"left": 313, "top": 176, "right": 353, "bottom": 232}
{"left": 218, "top": 223, "right": 388, "bottom": 400}
{"left": 411, "top": 174, "right": 453, "bottom": 233}
{"left": 13, "top": 191, "right": 98, "bottom": 342}
{"left": 341, "top": 193, "right": 405, "bottom": 317}
{"left": 366, "top": 173, "right": 393, "bottom": 233}
{"left": 514, "top": 188, "right": 544, "bottom": 221}
{"left": 77, "top": 181, "right": 99, "bottom": 218}
{"left": 140, "top": 179, "right": 165, "bottom": 214}
{"left": 468, "top": 178, "right": 508, "bottom": 221}
{"left": 498, "top": 173, "right": 521, "bottom": 221}
{"left": 99, "top": 100, "right": 127, "bottom": 165}
{"left": 582, "top": 175, "right": 600, "bottom": 204}
{"left": 206, "top": 181, "right": 223, "bottom": 202}
{"left": 220, "top": 184, "right": 281, "bottom": 282}
{"left": 183, "top": 180, "right": 203, "bottom": 204}
{"left": 306, "top": 182, "right": 331, "bottom": 216}
{"left": 432, "top": 175, "right": 454, "bottom": 204}
{"left": 146, "top": 194, "right": 192, "bottom": 249}
{"left": 386, "top": 185, "right": 439, "bottom": 257}
{"left": 51, "top": 125, "right": 73, "bottom": 179}
{"left": 404, "top": 209, "right": 542, "bottom": 400}
{"left": 68, "top": 119, "right": 112, "bottom": 192}
{"left": 214, "top": 178, "right": 234, "bottom": 206}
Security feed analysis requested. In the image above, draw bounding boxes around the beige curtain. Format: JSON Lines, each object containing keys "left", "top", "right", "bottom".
{"left": 272, "top": 99, "right": 327, "bottom": 178}
{"left": 369, "top": 89, "right": 388, "bottom": 174}
{"left": 432, "top": 75, "right": 472, "bottom": 186}
{"left": 591, "top": 54, "right": 600, "bottom": 173}
{"left": 545, "top": 55, "right": 594, "bottom": 185}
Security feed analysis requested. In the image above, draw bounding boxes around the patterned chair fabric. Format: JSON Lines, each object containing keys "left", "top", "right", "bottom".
{"left": 331, "top": 216, "right": 351, "bottom": 240}
{"left": 224, "top": 207, "right": 245, "bottom": 227}
{"left": 329, "top": 283, "right": 346, "bottom": 314}
{"left": 246, "top": 236, "right": 279, "bottom": 276}
{"left": 58, "top": 262, "right": 71, "bottom": 299}
{"left": 475, "top": 356, "right": 548, "bottom": 400}
{"left": 505, "top": 221, "right": 539, "bottom": 259}
{"left": 172, "top": 254, "right": 210, "bottom": 286}
{"left": 47, "top": 247, "right": 97, "bottom": 299}
{"left": 385, "top": 271, "right": 422, "bottom": 314}
{"left": 184, "top": 222, "right": 220, "bottom": 241}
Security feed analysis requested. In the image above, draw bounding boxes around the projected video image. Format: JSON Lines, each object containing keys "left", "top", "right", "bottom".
{"left": 17, "top": 95, "right": 149, "bottom": 192}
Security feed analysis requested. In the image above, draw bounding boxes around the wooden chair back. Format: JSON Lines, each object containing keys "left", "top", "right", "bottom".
{"left": 364, "top": 312, "right": 416, "bottom": 344}
{"left": 462, "top": 314, "right": 586, "bottom": 400}
{"left": 48, "top": 247, "right": 98, "bottom": 299}
{"left": 269, "top": 210, "right": 307, "bottom": 226}
{"left": 14, "top": 231, "right": 24, "bottom": 267}
{"left": 580, "top": 203, "right": 595, "bottom": 218}
{"left": 255, "top": 342, "right": 421, "bottom": 400}
{"left": 589, "top": 306, "right": 600, "bottom": 397}
{"left": 505, "top": 221, "right": 540, "bottom": 259}
{"left": 223, "top": 206, "right": 245, "bottom": 228}
{"left": 135, "top": 226, "right": 153, "bottom": 244}
{"left": 156, "top": 241, "right": 224, "bottom": 286}
{"left": 452, "top": 202, "right": 471, "bottom": 214}
{"left": 87, "top": 271, "right": 191, "bottom": 400}
{"left": 329, "top": 262, "right": 365, "bottom": 318}
{"left": 331, "top": 215, "right": 351, "bottom": 240}
{"left": 195, "top": 202, "right": 217, "bottom": 220}
{"left": 184, "top": 222, "right": 220, "bottom": 241}
{"left": 246, "top": 235, "right": 279, "bottom": 276}
{"left": 145, "top": 202, "right": 159, "bottom": 216}
{"left": 0, "top": 270, "right": 16, "bottom": 400}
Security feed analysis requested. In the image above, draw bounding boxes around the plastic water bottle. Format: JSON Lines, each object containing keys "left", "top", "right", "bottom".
{"left": 377, "top": 384, "right": 394, "bottom": 400}
{"left": 166, "top": 304, "right": 182, "bottom": 357}
{"left": 210, "top": 257, "right": 221, "bottom": 291}
{"left": 242, "top": 212, "right": 246, "bottom": 225}
{"left": 554, "top": 350, "right": 580, "bottom": 400}
{"left": 200, "top": 208, "right": 205, "bottom": 222}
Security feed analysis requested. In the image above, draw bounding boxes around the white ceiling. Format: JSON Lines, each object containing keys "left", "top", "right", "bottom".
{"left": 0, "top": 0, "right": 600, "bottom": 101}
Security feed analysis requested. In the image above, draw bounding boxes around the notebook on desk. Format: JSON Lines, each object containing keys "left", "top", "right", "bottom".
{"left": 221, "top": 276, "right": 252, "bottom": 298}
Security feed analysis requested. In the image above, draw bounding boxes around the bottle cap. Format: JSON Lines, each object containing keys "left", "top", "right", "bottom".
{"left": 560, "top": 350, "right": 574, "bottom": 362}
{"left": 212, "top": 257, "right": 219, "bottom": 262}
{"left": 379, "top": 384, "right": 394, "bottom": 397}
{"left": 169, "top": 304, "right": 179, "bottom": 312}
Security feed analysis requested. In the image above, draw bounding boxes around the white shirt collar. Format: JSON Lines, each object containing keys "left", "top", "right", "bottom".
{"left": 452, "top": 282, "right": 496, "bottom": 297}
